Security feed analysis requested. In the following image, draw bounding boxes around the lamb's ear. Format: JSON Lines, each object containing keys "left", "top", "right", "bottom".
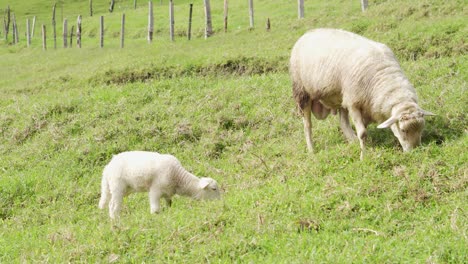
{"left": 377, "top": 116, "right": 398, "bottom": 129}
{"left": 199, "top": 178, "right": 211, "bottom": 189}
{"left": 421, "top": 109, "right": 436, "bottom": 116}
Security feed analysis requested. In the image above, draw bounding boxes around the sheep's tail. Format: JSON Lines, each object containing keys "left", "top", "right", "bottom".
{"left": 292, "top": 80, "right": 311, "bottom": 114}
{"left": 98, "top": 169, "right": 110, "bottom": 209}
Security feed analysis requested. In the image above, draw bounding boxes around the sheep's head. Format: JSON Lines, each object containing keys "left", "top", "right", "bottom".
{"left": 197, "top": 177, "right": 221, "bottom": 200}
{"left": 377, "top": 106, "right": 435, "bottom": 151}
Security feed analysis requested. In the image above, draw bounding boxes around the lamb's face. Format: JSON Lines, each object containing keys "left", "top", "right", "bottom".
{"left": 395, "top": 114, "right": 425, "bottom": 152}
{"left": 198, "top": 177, "right": 221, "bottom": 200}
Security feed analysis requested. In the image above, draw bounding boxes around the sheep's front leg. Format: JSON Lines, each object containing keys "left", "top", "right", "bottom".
{"left": 149, "top": 188, "right": 162, "bottom": 214}
{"left": 339, "top": 108, "right": 357, "bottom": 142}
{"left": 349, "top": 108, "right": 367, "bottom": 160}
{"left": 302, "top": 101, "right": 313, "bottom": 152}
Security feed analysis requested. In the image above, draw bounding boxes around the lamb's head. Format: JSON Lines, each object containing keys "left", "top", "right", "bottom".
{"left": 378, "top": 104, "right": 435, "bottom": 151}
{"left": 196, "top": 177, "right": 221, "bottom": 200}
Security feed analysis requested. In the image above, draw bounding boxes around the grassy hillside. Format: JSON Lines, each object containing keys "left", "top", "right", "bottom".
{"left": 0, "top": 0, "right": 467, "bottom": 262}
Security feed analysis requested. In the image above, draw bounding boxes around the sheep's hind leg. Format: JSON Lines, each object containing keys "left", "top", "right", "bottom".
{"left": 349, "top": 107, "right": 367, "bottom": 160}
{"left": 149, "top": 187, "right": 162, "bottom": 214}
{"left": 302, "top": 101, "right": 313, "bottom": 152}
{"left": 165, "top": 197, "right": 172, "bottom": 207}
{"left": 109, "top": 186, "right": 125, "bottom": 219}
{"left": 339, "top": 108, "right": 357, "bottom": 142}
{"left": 98, "top": 176, "right": 110, "bottom": 209}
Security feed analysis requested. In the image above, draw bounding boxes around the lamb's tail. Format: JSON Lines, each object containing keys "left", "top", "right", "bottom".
{"left": 98, "top": 169, "right": 110, "bottom": 209}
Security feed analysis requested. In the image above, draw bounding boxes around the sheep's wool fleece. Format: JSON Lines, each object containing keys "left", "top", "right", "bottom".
{"left": 290, "top": 28, "right": 418, "bottom": 124}
{"left": 103, "top": 151, "right": 178, "bottom": 192}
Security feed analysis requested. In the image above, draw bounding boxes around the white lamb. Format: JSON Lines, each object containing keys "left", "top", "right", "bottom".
{"left": 98, "top": 151, "right": 221, "bottom": 219}
{"left": 290, "top": 28, "right": 434, "bottom": 160}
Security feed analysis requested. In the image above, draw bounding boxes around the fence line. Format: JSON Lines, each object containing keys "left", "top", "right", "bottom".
{"left": 1, "top": 1, "right": 371, "bottom": 50}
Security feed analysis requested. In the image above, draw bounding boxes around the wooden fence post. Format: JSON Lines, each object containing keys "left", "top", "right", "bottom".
{"left": 4, "top": 6, "right": 10, "bottom": 41}
{"left": 11, "top": 13, "right": 14, "bottom": 43}
{"left": 77, "top": 15, "right": 82, "bottom": 48}
{"left": 26, "top": 18, "right": 31, "bottom": 47}
{"left": 63, "top": 19, "right": 68, "bottom": 48}
{"left": 31, "top": 16, "right": 36, "bottom": 38}
{"left": 109, "top": 0, "right": 115, "bottom": 13}
{"left": 187, "top": 3, "right": 193, "bottom": 40}
{"left": 361, "top": 0, "right": 368, "bottom": 11}
{"left": 249, "top": 0, "right": 254, "bottom": 29}
{"left": 89, "top": 0, "right": 93, "bottom": 16}
{"left": 121, "top": 13, "right": 125, "bottom": 48}
{"left": 2, "top": 16, "right": 5, "bottom": 40}
{"left": 266, "top": 18, "right": 270, "bottom": 31}
{"left": 12, "top": 13, "right": 17, "bottom": 44}
{"left": 203, "top": 0, "right": 212, "bottom": 38}
{"left": 224, "top": 0, "right": 228, "bottom": 32}
{"left": 298, "top": 0, "right": 304, "bottom": 19}
{"left": 70, "top": 25, "right": 74, "bottom": 47}
{"left": 52, "top": 3, "right": 57, "bottom": 49}
{"left": 148, "top": 1, "right": 154, "bottom": 43}
{"left": 169, "top": 0, "right": 174, "bottom": 41}
{"left": 42, "top": 24, "right": 46, "bottom": 50}
{"left": 100, "top": 16, "right": 104, "bottom": 48}
{"left": 134, "top": 0, "right": 137, "bottom": 9}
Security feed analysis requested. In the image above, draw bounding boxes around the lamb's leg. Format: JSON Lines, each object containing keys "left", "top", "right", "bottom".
{"left": 109, "top": 185, "right": 125, "bottom": 219}
{"left": 149, "top": 187, "right": 162, "bottom": 214}
{"left": 99, "top": 176, "right": 110, "bottom": 209}
{"left": 302, "top": 101, "right": 313, "bottom": 152}
{"left": 349, "top": 107, "right": 367, "bottom": 160}
{"left": 339, "top": 108, "right": 357, "bottom": 142}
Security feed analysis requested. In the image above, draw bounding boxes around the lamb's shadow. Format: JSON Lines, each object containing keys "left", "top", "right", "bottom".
{"left": 366, "top": 115, "right": 464, "bottom": 148}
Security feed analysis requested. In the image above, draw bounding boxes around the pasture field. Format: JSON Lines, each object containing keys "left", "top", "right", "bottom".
{"left": 0, "top": 0, "right": 467, "bottom": 262}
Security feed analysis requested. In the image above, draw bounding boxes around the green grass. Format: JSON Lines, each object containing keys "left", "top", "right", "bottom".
{"left": 0, "top": 0, "right": 467, "bottom": 262}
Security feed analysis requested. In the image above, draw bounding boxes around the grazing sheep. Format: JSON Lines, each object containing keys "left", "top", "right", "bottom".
{"left": 290, "top": 28, "right": 434, "bottom": 159}
{"left": 99, "top": 151, "right": 221, "bottom": 219}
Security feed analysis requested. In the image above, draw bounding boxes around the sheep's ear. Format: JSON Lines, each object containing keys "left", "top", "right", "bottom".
{"left": 377, "top": 116, "right": 398, "bottom": 129}
{"left": 199, "top": 178, "right": 211, "bottom": 189}
{"left": 421, "top": 109, "right": 436, "bottom": 116}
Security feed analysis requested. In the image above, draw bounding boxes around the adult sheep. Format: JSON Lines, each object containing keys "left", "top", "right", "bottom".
{"left": 290, "top": 28, "right": 434, "bottom": 159}
{"left": 99, "top": 151, "right": 221, "bottom": 219}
